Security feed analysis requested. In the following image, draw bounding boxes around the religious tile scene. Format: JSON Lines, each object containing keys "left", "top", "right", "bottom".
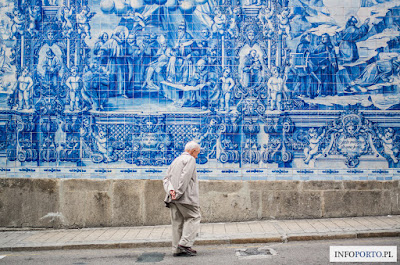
{"left": 0, "top": 0, "right": 400, "bottom": 180}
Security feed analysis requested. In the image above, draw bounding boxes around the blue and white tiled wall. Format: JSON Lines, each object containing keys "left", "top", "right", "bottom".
{"left": 0, "top": 0, "right": 400, "bottom": 180}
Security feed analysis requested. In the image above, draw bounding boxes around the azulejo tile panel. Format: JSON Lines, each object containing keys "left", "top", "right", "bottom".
{"left": 0, "top": 0, "right": 399, "bottom": 180}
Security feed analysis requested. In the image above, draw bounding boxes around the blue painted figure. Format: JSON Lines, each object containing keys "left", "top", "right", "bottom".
{"left": 212, "top": 7, "right": 227, "bottom": 37}
{"left": 278, "top": 7, "right": 293, "bottom": 40}
{"left": 311, "top": 33, "right": 338, "bottom": 97}
{"left": 378, "top": 128, "right": 399, "bottom": 163}
{"left": 304, "top": 128, "right": 325, "bottom": 164}
{"left": 336, "top": 16, "right": 370, "bottom": 64}
{"left": 186, "top": 58, "right": 216, "bottom": 109}
{"left": 218, "top": 67, "right": 235, "bottom": 112}
{"left": 141, "top": 34, "right": 161, "bottom": 88}
{"left": 126, "top": 33, "right": 143, "bottom": 92}
{"left": 42, "top": 48, "right": 61, "bottom": 89}
{"left": 295, "top": 33, "right": 318, "bottom": 98}
{"left": 16, "top": 67, "right": 34, "bottom": 110}
{"left": 268, "top": 67, "right": 285, "bottom": 111}
{"left": 27, "top": 6, "right": 41, "bottom": 37}
{"left": 227, "top": 6, "right": 241, "bottom": 39}
{"left": 0, "top": 40, "right": 12, "bottom": 73}
{"left": 258, "top": 6, "right": 274, "bottom": 38}
{"left": 349, "top": 54, "right": 400, "bottom": 91}
{"left": 195, "top": 28, "right": 211, "bottom": 60}
{"left": 65, "top": 66, "right": 82, "bottom": 112}
{"left": 92, "top": 126, "right": 115, "bottom": 162}
{"left": 76, "top": 6, "right": 95, "bottom": 39}
{"left": 101, "top": 26, "right": 128, "bottom": 98}
{"left": 166, "top": 21, "right": 195, "bottom": 85}
{"left": 57, "top": 6, "right": 73, "bottom": 39}
{"left": 82, "top": 62, "right": 109, "bottom": 111}
{"left": 7, "top": 8, "right": 25, "bottom": 39}
{"left": 143, "top": 38, "right": 169, "bottom": 91}
{"left": 120, "top": 11, "right": 146, "bottom": 32}
{"left": 93, "top": 32, "right": 109, "bottom": 65}
{"left": 242, "top": 49, "right": 263, "bottom": 88}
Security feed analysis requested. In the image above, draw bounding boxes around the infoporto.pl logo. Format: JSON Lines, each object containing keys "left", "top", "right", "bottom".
{"left": 330, "top": 246, "right": 397, "bottom": 263}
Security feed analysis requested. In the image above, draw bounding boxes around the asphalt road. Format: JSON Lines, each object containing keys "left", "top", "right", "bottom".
{"left": 0, "top": 237, "right": 398, "bottom": 265}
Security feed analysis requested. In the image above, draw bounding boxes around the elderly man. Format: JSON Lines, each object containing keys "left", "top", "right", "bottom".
{"left": 163, "top": 141, "right": 201, "bottom": 257}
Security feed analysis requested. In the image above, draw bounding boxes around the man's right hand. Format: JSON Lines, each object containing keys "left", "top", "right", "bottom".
{"left": 170, "top": 190, "right": 176, "bottom": 200}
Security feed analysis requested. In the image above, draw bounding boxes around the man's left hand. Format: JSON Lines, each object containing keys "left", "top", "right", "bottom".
{"left": 170, "top": 190, "right": 176, "bottom": 200}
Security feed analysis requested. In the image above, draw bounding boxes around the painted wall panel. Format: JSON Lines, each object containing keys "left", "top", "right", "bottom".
{"left": 0, "top": 0, "right": 399, "bottom": 180}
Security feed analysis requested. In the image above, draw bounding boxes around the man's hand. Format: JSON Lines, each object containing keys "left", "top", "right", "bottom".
{"left": 169, "top": 190, "right": 176, "bottom": 200}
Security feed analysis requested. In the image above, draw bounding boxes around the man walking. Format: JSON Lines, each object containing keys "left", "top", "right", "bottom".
{"left": 163, "top": 141, "right": 201, "bottom": 257}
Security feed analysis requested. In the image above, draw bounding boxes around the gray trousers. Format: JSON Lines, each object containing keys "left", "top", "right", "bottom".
{"left": 170, "top": 202, "right": 201, "bottom": 252}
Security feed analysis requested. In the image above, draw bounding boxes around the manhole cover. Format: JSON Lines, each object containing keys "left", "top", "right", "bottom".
{"left": 236, "top": 247, "right": 277, "bottom": 260}
{"left": 136, "top": 252, "right": 165, "bottom": 263}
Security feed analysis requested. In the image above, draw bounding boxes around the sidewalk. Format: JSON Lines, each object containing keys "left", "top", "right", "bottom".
{"left": 0, "top": 215, "right": 399, "bottom": 252}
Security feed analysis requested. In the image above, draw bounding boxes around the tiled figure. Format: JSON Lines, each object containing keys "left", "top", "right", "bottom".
{"left": 7, "top": 8, "right": 25, "bottom": 39}
{"left": 304, "top": 128, "right": 325, "bottom": 165}
{"left": 166, "top": 21, "right": 195, "bottom": 85}
{"left": 65, "top": 66, "right": 82, "bottom": 112}
{"left": 378, "top": 128, "right": 399, "bottom": 164}
{"left": 267, "top": 67, "right": 284, "bottom": 111}
{"left": 218, "top": 67, "right": 235, "bottom": 112}
{"left": 77, "top": 6, "right": 95, "bottom": 39}
{"left": 336, "top": 16, "right": 370, "bottom": 64}
{"left": 42, "top": 48, "right": 61, "bottom": 89}
{"left": 311, "top": 34, "right": 338, "bottom": 97}
{"left": 242, "top": 49, "right": 262, "bottom": 88}
{"left": 16, "top": 67, "right": 33, "bottom": 110}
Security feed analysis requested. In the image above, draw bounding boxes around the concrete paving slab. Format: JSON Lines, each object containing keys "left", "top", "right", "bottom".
{"left": 224, "top": 223, "right": 238, "bottom": 234}
{"left": 236, "top": 223, "right": 251, "bottom": 233}
{"left": 317, "top": 219, "right": 343, "bottom": 232}
{"left": 296, "top": 220, "right": 318, "bottom": 233}
{"left": 259, "top": 222, "right": 279, "bottom": 234}
{"left": 213, "top": 223, "right": 226, "bottom": 234}
{"left": 376, "top": 216, "right": 400, "bottom": 227}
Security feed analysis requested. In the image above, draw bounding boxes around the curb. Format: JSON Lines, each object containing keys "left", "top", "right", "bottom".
{"left": 1, "top": 230, "right": 399, "bottom": 252}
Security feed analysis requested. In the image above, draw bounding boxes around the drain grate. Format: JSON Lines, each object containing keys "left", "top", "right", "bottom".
{"left": 136, "top": 252, "right": 165, "bottom": 263}
{"left": 236, "top": 247, "right": 277, "bottom": 260}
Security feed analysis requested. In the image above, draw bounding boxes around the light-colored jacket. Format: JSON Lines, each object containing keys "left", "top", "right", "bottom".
{"left": 163, "top": 152, "right": 199, "bottom": 206}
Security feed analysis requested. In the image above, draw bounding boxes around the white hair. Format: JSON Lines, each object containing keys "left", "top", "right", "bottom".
{"left": 185, "top": 141, "right": 200, "bottom": 152}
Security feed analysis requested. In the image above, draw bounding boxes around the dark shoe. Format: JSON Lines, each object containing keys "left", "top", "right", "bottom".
{"left": 178, "top": 245, "right": 197, "bottom": 256}
{"left": 173, "top": 252, "right": 186, "bottom": 257}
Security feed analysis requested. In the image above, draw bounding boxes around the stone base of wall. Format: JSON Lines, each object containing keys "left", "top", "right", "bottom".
{"left": 0, "top": 178, "right": 398, "bottom": 228}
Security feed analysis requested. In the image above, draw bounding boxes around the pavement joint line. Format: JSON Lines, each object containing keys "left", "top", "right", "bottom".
{"left": 375, "top": 218, "right": 393, "bottom": 229}
{"left": 306, "top": 219, "right": 330, "bottom": 233}
{"left": 121, "top": 228, "right": 141, "bottom": 241}
{"left": 84, "top": 229, "right": 108, "bottom": 242}
{"left": 299, "top": 220, "right": 319, "bottom": 233}
{"left": 15, "top": 233, "right": 46, "bottom": 245}
{"left": 96, "top": 228, "right": 120, "bottom": 241}
{"left": 109, "top": 228, "right": 131, "bottom": 241}
{"left": 364, "top": 217, "right": 391, "bottom": 229}
{"left": 342, "top": 219, "right": 366, "bottom": 232}
{"left": 352, "top": 217, "right": 377, "bottom": 231}
{"left": 376, "top": 216, "right": 398, "bottom": 227}
{"left": 320, "top": 219, "right": 342, "bottom": 231}
{"left": 55, "top": 231, "right": 79, "bottom": 243}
